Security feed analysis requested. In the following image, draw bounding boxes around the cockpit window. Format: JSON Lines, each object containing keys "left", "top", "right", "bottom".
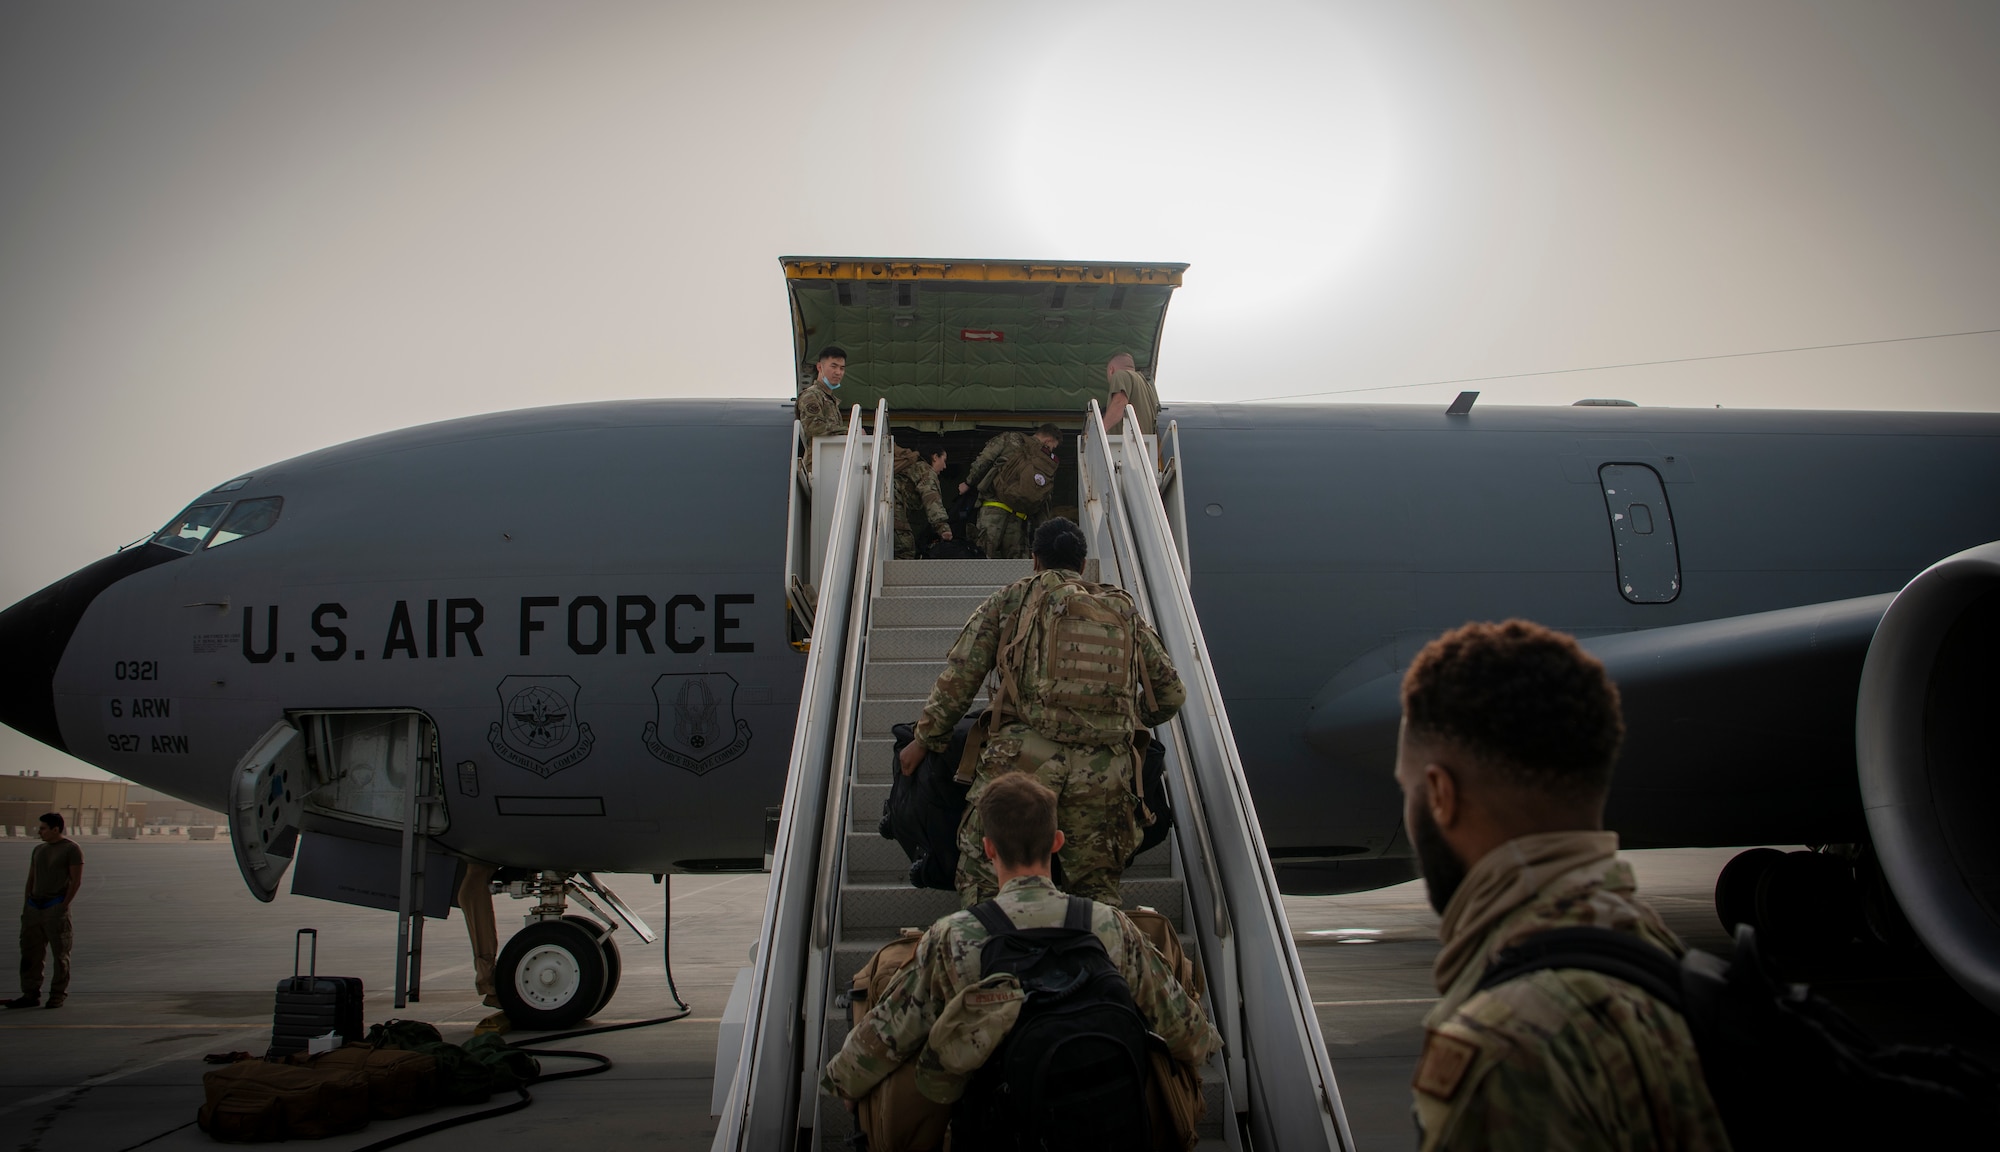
{"left": 206, "top": 497, "right": 284, "bottom": 549}
{"left": 211, "top": 476, "right": 252, "bottom": 493}
{"left": 152, "top": 503, "right": 231, "bottom": 553}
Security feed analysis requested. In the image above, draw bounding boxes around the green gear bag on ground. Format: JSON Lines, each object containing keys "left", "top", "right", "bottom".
{"left": 363, "top": 1018, "right": 540, "bottom": 1105}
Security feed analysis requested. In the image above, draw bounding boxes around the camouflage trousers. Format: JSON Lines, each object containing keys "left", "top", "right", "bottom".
{"left": 973, "top": 505, "right": 1031, "bottom": 560}
{"left": 955, "top": 724, "right": 1139, "bottom": 907}
{"left": 894, "top": 522, "right": 919, "bottom": 560}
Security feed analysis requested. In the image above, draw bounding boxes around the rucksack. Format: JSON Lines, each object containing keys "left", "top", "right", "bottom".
{"left": 883, "top": 720, "right": 977, "bottom": 890}
{"left": 951, "top": 896, "right": 1152, "bottom": 1152}
{"left": 983, "top": 434, "right": 1060, "bottom": 513}
{"left": 1476, "top": 923, "right": 2000, "bottom": 1149}
{"left": 993, "top": 574, "right": 1155, "bottom": 748}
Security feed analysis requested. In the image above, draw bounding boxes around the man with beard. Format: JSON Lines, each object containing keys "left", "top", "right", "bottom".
{"left": 1394, "top": 620, "right": 1730, "bottom": 1152}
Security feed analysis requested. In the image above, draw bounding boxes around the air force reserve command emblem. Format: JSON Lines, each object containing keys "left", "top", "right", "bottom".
{"left": 643, "top": 673, "right": 752, "bottom": 776}
{"left": 488, "top": 675, "right": 596, "bottom": 778}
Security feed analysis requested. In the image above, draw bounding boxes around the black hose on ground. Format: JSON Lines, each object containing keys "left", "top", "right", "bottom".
{"left": 342, "top": 1005, "right": 696, "bottom": 1151}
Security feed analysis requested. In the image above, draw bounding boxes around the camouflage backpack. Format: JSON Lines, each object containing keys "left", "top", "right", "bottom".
{"left": 994, "top": 573, "right": 1156, "bottom": 747}
{"left": 984, "top": 434, "right": 1059, "bottom": 513}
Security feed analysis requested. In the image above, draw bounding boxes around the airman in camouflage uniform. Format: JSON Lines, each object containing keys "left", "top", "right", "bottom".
{"left": 908, "top": 523, "right": 1185, "bottom": 907}
{"left": 796, "top": 346, "right": 849, "bottom": 472}
{"left": 892, "top": 443, "right": 951, "bottom": 560}
{"left": 961, "top": 427, "right": 1060, "bottom": 559}
{"left": 821, "top": 873, "right": 1221, "bottom": 1106}
{"left": 1395, "top": 619, "right": 1731, "bottom": 1152}
{"left": 1412, "top": 832, "right": 1732, "bottom": 1151}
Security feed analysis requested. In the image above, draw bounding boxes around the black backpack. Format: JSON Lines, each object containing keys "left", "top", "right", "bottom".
{"left": 1477, "top": 923, "right": 2000, "bottom": 1149}
{"left": 886, "top": 721, "right": 1168, "bottom": 889}
{"left": 882, "top": 720, "right": 976, "bottom": 890}
{"left": 951, "top": 896, "right": 1153, "bottom": 1152}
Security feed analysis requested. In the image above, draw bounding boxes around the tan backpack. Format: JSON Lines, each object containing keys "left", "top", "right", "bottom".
{"left": 847, "top": 929, "right": 952, "bottom": 1152}
{"left": 984, "top": 434, "right": 1060, "bottom": 513}
{"left": 991, "top": 574, "right": 1157, "bottom": 748}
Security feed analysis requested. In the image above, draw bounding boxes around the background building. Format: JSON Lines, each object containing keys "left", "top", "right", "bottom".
{"left": 0, "top": 775, "right": 223, "bottom": 836}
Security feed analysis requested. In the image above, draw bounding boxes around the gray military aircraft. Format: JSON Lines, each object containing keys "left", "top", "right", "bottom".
{"left": 3, "top": 257, "right": 1998, "bottom": 1028}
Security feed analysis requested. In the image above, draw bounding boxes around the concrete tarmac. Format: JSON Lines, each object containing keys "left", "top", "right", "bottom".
{"left": 1, "top": 836, "right": 1991, "bottom": 1150}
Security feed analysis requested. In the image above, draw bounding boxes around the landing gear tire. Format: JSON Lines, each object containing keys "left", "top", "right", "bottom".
{"left": 1756, "top": 850, "right": 1860, "bottom": 957}
{"left": 563, "top": 915, "right": 622, "bottom": 1016}
{"left": 497, "top": 918, "right": 607, "bottom": 1031}
{"left": 1714, "top": 847, "right": 1784, "bottom": 935}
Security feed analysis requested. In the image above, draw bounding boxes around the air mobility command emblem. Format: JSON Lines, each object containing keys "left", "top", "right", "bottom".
{"left": 488, "top": 675, "right": 595, "bottom": 777}
{"left": 643, "top": 672, "right": 752, "bottom": 776}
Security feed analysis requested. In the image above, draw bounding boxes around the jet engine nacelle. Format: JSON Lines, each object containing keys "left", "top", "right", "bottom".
{"left": 1858, "top": 540, "right": 2000, "bottom": 1014}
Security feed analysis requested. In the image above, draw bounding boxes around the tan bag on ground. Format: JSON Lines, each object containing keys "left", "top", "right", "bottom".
{"left": 1123, "top": 907, "right": 1208, "bottom": 1150}
{"left": 848, "top": 930, "right": 953, "bottom": 1152}
{"left": 305, "top": 1045, "right": 440, "bottom": 1119}
{"left": 197, "top": 1060, "right": 370, "bottom": 1142}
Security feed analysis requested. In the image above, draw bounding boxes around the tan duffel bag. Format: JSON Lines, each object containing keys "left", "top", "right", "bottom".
{"left": 1124, "top": 907, "right": 1209, "bottom": 1151}
{"left": 302, "top": 1045, "right": 441, "bottom": 1119}
{"left": 847, "top": 929, "right": 952, "bottom": 1152}
{"left": 197, "top": 1060, "right": 370, "bottom": 1142}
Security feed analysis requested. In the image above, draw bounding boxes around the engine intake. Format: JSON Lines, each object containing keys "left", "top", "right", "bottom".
{"left": 1857, "top": 541, "right": 2000, "bottom": 1013}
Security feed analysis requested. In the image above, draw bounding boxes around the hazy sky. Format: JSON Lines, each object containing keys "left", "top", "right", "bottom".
{"left": 2, "top": 1, "right": 1996, "bottom": 778}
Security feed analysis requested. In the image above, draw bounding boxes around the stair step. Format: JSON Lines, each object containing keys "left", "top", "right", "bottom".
{"left": 882, "top": 559, "right": 1034, "bottom": 587}
{"left": 865, "top": 627, "right": 964, "bottom": 661}
{"left": 879, "top": 558, "right": 1097, "bottom": 587}
{"left": 870, "top": 595, "right": 987, "bottom": 627}
{"left": 862, "top": 660, "right": 950, "bottom": 697}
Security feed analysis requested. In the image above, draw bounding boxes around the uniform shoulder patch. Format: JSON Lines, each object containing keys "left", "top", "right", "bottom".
{"left": 1413, "top": 1029, "right": 1480, "bottom": 1100}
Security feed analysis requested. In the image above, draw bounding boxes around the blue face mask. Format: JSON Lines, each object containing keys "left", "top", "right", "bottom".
{"left": 823, "top": 377, "right": 840, "bottom": 389}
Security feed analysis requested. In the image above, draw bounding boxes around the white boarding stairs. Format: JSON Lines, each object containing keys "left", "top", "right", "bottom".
{"left": 712, "top": 403, "right": 1354, "bottom": 1151}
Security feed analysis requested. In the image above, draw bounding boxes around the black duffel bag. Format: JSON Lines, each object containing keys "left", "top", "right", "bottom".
{"left": 883, "top": 719, "right": 976, "bottom": 889}
{"left": 884, "top": 718, "right": 1177, "bottom": 885}
{"left": 1128, "top": 733, "right": 1175, "bottom": 866}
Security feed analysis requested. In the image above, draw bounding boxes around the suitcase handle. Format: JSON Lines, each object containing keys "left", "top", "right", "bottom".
{"left": 295, "top": 928, "right": 317, "bottom": 978}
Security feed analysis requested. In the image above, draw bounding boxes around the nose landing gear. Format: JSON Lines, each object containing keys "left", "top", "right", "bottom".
{"left": 1714, "top": 845, "right": 1897, "bottom": 967}
{"left": 493, "top": 871, "right": 652, "bottom": 1030}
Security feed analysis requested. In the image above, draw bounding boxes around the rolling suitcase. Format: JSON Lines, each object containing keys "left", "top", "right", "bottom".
{"left": 268, "top": 929, "right": 364, "bottom": 1059}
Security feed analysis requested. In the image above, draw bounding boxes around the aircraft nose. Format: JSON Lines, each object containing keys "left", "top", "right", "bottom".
{"left": 0, "top": 545, "right": 184, "bottom": 753}
{"left": 0, "top": 583, "right": 73, "bottom": 751}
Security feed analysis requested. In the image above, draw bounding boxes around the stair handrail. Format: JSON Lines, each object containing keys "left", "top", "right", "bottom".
{"left": 713, "top": 402, "right": 876, "bottom": 1152}
{"left": 1095, "top": 404, "right": 1357, "bottom": 1151}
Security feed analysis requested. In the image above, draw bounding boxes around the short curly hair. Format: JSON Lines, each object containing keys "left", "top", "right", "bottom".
{"left": 1401, "top": 620, "right": 1624, "bottom": 799}
{"left": 1032, "top": 517, "right": 1087, "bottom": 572}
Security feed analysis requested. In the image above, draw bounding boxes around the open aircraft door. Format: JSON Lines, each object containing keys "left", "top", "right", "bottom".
{"left": 229, "top": 721, "right": 309, "bottom": 903}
